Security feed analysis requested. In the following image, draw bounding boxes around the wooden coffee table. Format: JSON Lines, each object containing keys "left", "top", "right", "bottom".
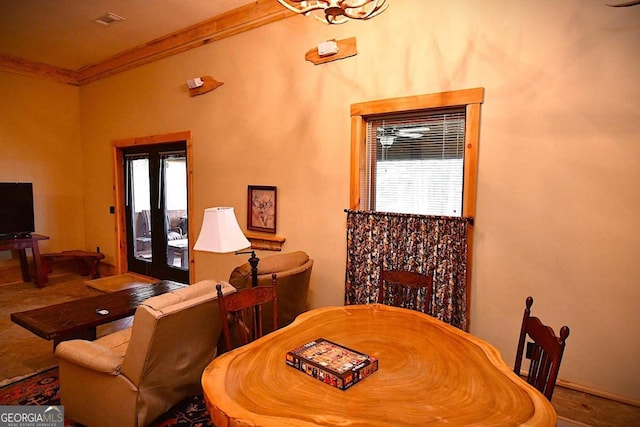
{"left": 11, "top": 280, "right": 186, "bottom": 349}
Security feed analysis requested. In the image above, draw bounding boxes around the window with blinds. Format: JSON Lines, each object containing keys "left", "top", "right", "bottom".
{"left": 364, "top": 109, "right": 466, "bottom": 216}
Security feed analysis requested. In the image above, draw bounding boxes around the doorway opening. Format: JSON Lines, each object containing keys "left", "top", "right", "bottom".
{"left": 113, "top": 131, "right": 193, "bottom": 283}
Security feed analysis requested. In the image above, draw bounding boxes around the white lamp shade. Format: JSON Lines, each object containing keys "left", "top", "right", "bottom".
{"left": 193, "top": 207, "right": 250, "bottom": 253}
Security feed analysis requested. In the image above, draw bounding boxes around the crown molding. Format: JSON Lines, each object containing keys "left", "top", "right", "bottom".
{"left": 0, "top": 0, "right": 293, "bottom": 86}
{"left": 0, "top": 55, "right": 79, "bottom": 86}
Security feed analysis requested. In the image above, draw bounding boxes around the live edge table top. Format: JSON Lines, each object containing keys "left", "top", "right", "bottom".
{"left": 10, "top": 280, "right": 186, "bottom": 347}
{"left": 202, "top": 304, "right": 556, "bottom": 427}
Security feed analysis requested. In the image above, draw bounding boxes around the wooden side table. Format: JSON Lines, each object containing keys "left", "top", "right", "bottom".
{"left": 167, "top": 238, "right": 188, "bottom": 268}
{"left": 41, "top": 250, "right": 105, "bottom": 279}
{"left": 0, "top": 234, "right": 49, "bottom": 288}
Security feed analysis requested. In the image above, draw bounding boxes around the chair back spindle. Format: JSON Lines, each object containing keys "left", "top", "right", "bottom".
{"left": 514, "top": 296, "right": 570, "bottom": 401}
{"left": 378, "top": 261, "right": 433, "bottom": 314}
{"left": 217, "top": 274, "right": 278, "bottom": 352}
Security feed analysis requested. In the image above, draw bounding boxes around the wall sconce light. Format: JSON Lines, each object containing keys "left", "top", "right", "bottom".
{"left": 305, "top": 37, "right": 357, "bottom": 65}
{"left": 187, "top": 75, "right": 224, "bottom": 97}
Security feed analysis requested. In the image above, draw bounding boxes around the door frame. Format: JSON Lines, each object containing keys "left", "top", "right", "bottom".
{"left": 112, "top": 131, "right": 194, "bottom": 283}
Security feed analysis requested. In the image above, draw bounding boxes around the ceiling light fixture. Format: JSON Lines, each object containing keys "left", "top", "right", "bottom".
{"left": 277, "top": 0, "right": 388, "bottom": 24}
{"left": 379, "top": 135, "right": 395, "bottom": 147}
{"left": 606, "top": 1, "right": 640, "bottom": 6}
{"left": 398, "top": 127, "right": 430, "bottom": 138}
{"left": 93, "top": 12, "right": 126, "bottom": 26}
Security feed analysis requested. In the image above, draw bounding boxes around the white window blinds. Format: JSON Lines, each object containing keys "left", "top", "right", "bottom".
{"left": 365, "top": 110, "right": 466, "bottom": 216}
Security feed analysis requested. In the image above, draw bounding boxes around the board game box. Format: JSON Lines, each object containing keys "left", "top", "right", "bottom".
{"left": 285, "top": 338, "right": 378, "bottom": 390}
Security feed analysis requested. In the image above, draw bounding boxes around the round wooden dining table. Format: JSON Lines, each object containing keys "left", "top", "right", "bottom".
{"left": 202, "top": 304, "right": 556, "bottom": 426}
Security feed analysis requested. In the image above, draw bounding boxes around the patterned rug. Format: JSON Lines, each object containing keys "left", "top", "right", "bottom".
{"left": 0, "top": 367, "right": 214, "bottom": 427}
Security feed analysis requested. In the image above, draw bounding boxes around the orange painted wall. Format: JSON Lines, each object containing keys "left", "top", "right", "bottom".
{"left": 0, "top": 73, "right": 84, "bottom": 262}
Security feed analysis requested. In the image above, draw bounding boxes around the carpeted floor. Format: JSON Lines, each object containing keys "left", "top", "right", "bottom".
{"left": 0, "top": 367, "right": 213, "bottom": 427}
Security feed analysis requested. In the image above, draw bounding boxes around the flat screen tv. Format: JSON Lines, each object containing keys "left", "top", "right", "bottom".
{"left": 0, "top": 182, "right": 35, "bottom": 239}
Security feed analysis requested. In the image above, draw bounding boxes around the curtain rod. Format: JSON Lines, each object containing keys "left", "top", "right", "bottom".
{"left": 344, "top": 209, "right": 474, "bottom": 225}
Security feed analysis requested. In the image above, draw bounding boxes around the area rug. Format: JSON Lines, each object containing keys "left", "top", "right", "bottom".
{"left": 0, "top": 367, "right": 214, "bottom": 427}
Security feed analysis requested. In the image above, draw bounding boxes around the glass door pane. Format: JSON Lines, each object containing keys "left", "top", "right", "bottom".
{"left": 129, "top": 157, "right": 153, "bottom": 263}
{"left": 123, "top": 142, "right": 189, "bottom": 284}
{"left": 162, "top": 153, "right": 188, "bottom": 271}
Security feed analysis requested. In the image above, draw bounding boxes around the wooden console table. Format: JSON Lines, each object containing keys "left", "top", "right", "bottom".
{"left": 0, "top": 234, "right": 49, "bottom": 288}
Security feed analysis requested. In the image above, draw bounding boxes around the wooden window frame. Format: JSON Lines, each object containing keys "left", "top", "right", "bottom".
{"left": 349, "top": 88, "right": 484, "bottom": 217}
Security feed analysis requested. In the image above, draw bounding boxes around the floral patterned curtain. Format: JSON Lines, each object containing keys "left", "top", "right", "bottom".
{"left": 345, "top": 209, "right": 471, "bottom": 331}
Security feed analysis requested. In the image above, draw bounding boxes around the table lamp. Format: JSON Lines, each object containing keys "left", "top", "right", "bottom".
{"left": 193, "top": 206, "right": 260, "bottom": 287}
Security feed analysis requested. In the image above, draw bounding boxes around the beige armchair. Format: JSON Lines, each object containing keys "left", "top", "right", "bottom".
{"left": 55, "top": 280, "right": 235, "bottom": 427}
{"left": 228, "top": 250, "right": 313, "bottom": 333}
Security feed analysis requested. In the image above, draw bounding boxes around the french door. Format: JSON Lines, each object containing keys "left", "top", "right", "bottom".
{"left": 123, "top": 142, "right": 189, "bottom": 283}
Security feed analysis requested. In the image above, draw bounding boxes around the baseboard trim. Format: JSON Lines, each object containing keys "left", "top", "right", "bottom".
{"left": 556, "top": 378, "right": 640, "bottom": 408}
{"left": 556, "top": 415, "right": 591, "bottom": 426}
{"left": 517, "top": 369, "right": 639, "bottom": 407}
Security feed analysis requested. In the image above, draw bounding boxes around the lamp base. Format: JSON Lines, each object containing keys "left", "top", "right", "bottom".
{"left": 237, "top": 250, "right": 260, "bottom": 287}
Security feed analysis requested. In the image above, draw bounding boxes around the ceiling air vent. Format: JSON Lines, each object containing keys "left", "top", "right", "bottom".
{"left": 94, "top": 12, "right": 126, "bottom": 26}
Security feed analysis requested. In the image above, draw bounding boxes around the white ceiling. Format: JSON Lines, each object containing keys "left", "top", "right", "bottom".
{"left": 0, "top": 0, "right": 250, "bottom": 70}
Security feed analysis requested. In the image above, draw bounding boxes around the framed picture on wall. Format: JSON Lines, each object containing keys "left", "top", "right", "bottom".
{"left": 247, "top": 185, "right": 277, "bottom": 233}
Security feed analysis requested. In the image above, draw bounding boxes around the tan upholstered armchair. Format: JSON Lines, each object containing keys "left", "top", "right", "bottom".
{"left": 55, "top": 280, "right": 235, "bottom": 427}
{"left": 228, "top": 250, "right": 313, "bottom": 333}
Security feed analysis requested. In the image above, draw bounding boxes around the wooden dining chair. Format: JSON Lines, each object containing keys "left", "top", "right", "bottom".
{"left": 216, "top": 274, "right": 278, "bottom": 352}
{"left": 514, "top": 296, "right": 570, "bottom": 401}
{"left": 378, "top": 261, "right": 434, "bottom": 314}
